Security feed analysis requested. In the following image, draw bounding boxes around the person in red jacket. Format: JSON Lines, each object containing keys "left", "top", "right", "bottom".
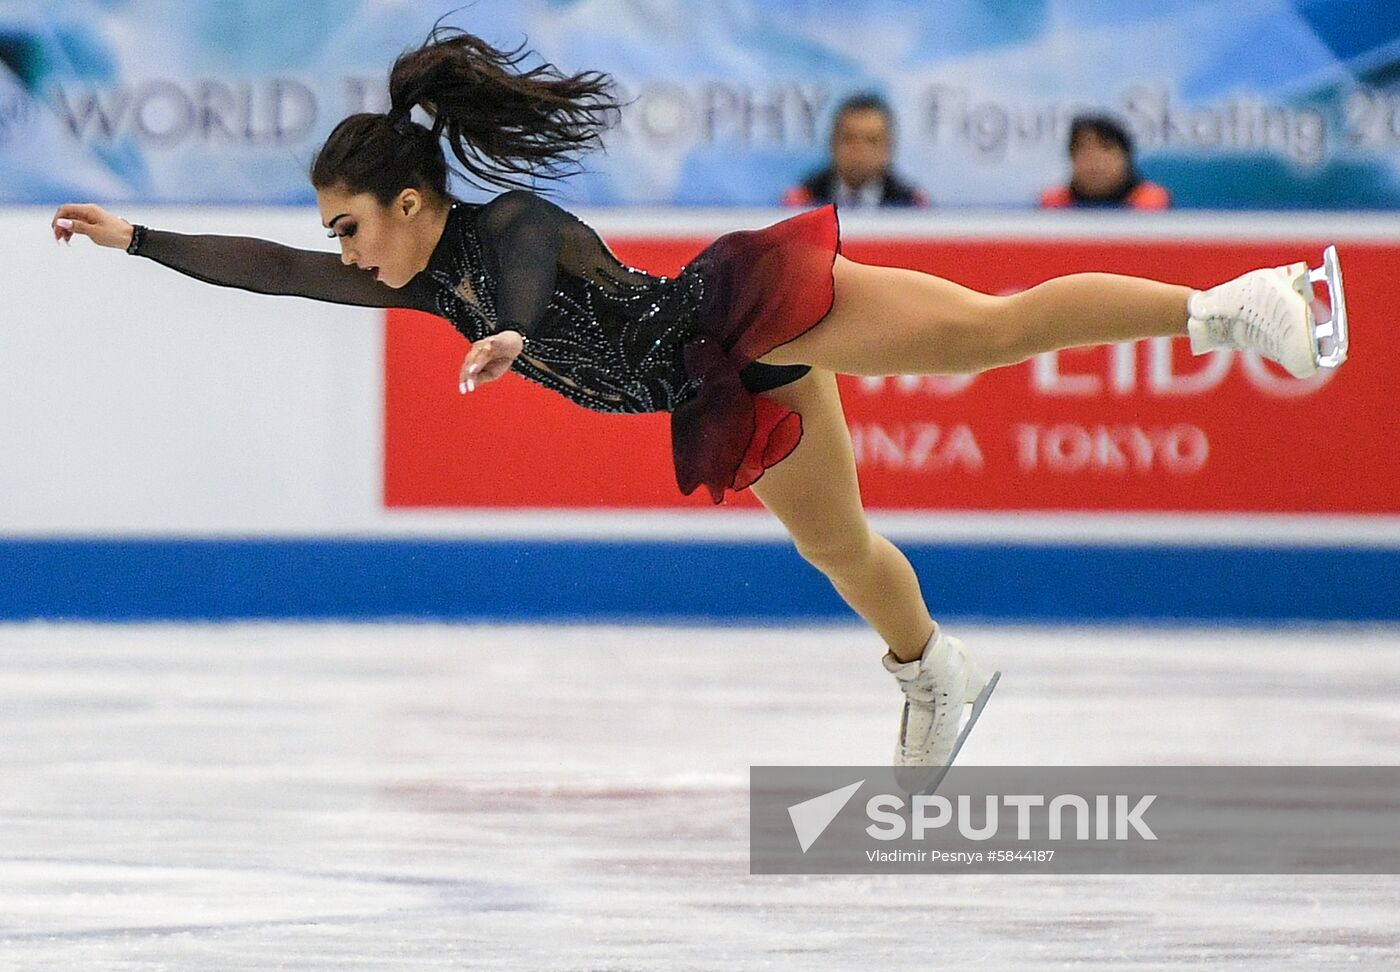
{"left": 1041, "top": 113, "right": 1170, "bottom": 210}
{"left": 782, "top": 93, "right": 930, "bottom": 208}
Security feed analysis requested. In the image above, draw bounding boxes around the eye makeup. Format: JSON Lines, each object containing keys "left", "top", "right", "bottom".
{"left": 324, "top": 212, "right": 352, "bottom": 237}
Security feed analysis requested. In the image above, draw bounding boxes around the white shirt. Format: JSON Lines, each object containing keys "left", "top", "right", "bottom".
{"left": 834, "top": 177, "right": 884, "bottom": 207}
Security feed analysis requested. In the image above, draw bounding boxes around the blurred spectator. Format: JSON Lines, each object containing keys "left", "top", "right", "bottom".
{"left": 782, "top": 93, "right": 929, "bottom": 208}
{"left": 1040, "top": 113, "right": 1170, "bottom": 210}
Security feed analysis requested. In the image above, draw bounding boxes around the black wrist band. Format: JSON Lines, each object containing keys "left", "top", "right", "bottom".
{"left": 126, "top": 224, "right": 146, "bottom": 255}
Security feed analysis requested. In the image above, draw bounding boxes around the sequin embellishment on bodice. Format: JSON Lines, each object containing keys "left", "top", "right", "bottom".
{"left": 424, "top": 198, "right": 706, "bottom": 414}
{"left": 126, "top": 189, "right": 837, "bottom": 505}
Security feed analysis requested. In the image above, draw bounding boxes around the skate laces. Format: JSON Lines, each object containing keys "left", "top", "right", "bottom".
{"left": 1234, "top": 277, "right": 1291, "bottom": 357}
{"left": 893, "top": 666, "right": 959, "bottom": 758}
{"left": 1199, "top": 270, "right": 1297, "bottom": 358}
{"left": 897, "top": 703, "right": 956, "bottom": 760}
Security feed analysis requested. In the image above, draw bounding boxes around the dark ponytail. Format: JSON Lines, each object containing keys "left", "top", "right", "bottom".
{"left": 311, "top": 23, "right": 625, "bottom": 203}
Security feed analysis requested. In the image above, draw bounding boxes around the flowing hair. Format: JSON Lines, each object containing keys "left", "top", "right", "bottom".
{"left": 311, "top": 20, "right": 626, "bottom": 202}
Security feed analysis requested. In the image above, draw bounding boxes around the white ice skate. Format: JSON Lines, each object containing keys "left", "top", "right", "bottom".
{"left": 1186, "top": 245, "right": 1349, "bottom": 379}
{"left": 883, "top": 627, "right": 1000, "bottom": 795}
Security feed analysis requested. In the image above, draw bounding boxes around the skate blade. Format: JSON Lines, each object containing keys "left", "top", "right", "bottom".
{"left": 900, "top": 670, "right": 1001, "bottom": 798}
{"left": 1307, "top": 245, "right": 1348, "bottom": 369}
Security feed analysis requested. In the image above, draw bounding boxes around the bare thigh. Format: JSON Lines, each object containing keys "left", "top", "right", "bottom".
{"left": 754, "top": 253, "right": 1004, "bottom": 375}
{"left": 746, "top": 367, "right": 871, "bottom": 563}
{"left": 755, "top": 253, "right": 1191, "bottom": 375}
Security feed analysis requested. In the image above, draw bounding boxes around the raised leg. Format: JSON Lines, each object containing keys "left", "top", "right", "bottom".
{"left": 756, "top": 254, "right": 1192, "bottom": 375}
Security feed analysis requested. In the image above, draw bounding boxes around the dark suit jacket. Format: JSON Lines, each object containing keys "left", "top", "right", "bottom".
{"left": 782, "top": 166, "right": 930, "bottom": 207}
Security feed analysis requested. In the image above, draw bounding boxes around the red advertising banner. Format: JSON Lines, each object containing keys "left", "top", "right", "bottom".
{"left": 385, "top": 234, "right": 1395, "bottom": 512}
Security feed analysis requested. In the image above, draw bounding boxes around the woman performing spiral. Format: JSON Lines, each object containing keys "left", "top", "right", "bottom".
{"left": 50, "top": 26, "right": 1347, "bottom": 787}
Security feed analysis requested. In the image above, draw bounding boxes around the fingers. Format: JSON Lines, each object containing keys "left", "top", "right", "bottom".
{"left": 459, "top": 341, "right": 487, "bottom": 393}
{"left": 51, "top": 204, "right": 105, "bottom": 244}
{"left": 52, "top": 218, "right": 84, "bottom": 245}
{"left": 458, "top": 338, "right": 510, "bottom": 393}
{"left": 52, "top": 219, "right": 91, "bottom": 245}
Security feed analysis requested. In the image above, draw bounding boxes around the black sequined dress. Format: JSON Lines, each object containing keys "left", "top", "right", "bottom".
{"left": 130, "top": 190, "right": 842, "bottom": 503}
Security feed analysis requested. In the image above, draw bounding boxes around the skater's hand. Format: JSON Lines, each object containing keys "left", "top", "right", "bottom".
{"left": 459, "top": 330, "right": 525, "bottom": 393}
{"left": 50, "top": 203, "right": 134, "bottom": 249}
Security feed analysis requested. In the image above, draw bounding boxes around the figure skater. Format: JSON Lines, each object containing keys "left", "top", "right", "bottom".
{"left": 49, "top": 26, "right": 1346, "bottom": 785}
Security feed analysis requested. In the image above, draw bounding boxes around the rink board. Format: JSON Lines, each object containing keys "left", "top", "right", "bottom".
{"left": 0, "top": 537, "right": 1395, "bottom": 623}
{"left": 386, "top": 233, "right": 1393, "bottom": 515}
{"left": 3, "top": 208, "right": 1397, "bottom": 621}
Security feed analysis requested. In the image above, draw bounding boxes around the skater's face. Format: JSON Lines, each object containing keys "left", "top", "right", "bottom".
{"left": 316, "top": 185, "right": 437, "bottom": 289}
{"left": 831, "top": 108, "right": 892, "bottom": 190}
{"left": 1069, "top": 130, "right": 1131, "bottom": 199}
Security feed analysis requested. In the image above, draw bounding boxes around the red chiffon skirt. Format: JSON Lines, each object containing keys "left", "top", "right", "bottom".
{"left": 670, "top": 204, "right": 841, "bottom": 504}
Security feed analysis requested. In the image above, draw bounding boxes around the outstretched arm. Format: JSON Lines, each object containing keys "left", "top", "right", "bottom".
{"left": 50, "top": 203, "right": 436, "bottom": 311}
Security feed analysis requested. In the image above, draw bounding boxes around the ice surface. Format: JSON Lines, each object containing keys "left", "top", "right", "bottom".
{"left": 1, "top": 622, "right": 1397, "bottom": 970}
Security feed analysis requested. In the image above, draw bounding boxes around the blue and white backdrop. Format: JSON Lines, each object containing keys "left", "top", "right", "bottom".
{"left": 0, "top": 0, "right": 1396, "bottom": 208}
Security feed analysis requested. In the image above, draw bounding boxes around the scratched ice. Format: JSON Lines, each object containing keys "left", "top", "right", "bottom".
{"left": 1, "top": 623, "right": 1397, "bottom": 970}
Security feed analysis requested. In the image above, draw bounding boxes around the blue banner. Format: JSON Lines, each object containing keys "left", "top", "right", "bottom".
{"left": 1, "top": 0, "right": 1397, "bottom": 207}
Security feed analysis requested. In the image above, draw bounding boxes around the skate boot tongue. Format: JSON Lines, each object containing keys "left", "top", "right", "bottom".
{"left": 1186, "top": 291, "right": 1233, "bottom": 354}
{"left": 883, "top": 627, "right": 952, "bottom": 676}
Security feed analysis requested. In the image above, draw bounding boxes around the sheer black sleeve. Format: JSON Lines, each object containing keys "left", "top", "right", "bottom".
{"left": 129, "top": 228, "right": 438, "bottom": 311}
{"left": 474, "top": 190, "right": 572, "bottom": 339}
